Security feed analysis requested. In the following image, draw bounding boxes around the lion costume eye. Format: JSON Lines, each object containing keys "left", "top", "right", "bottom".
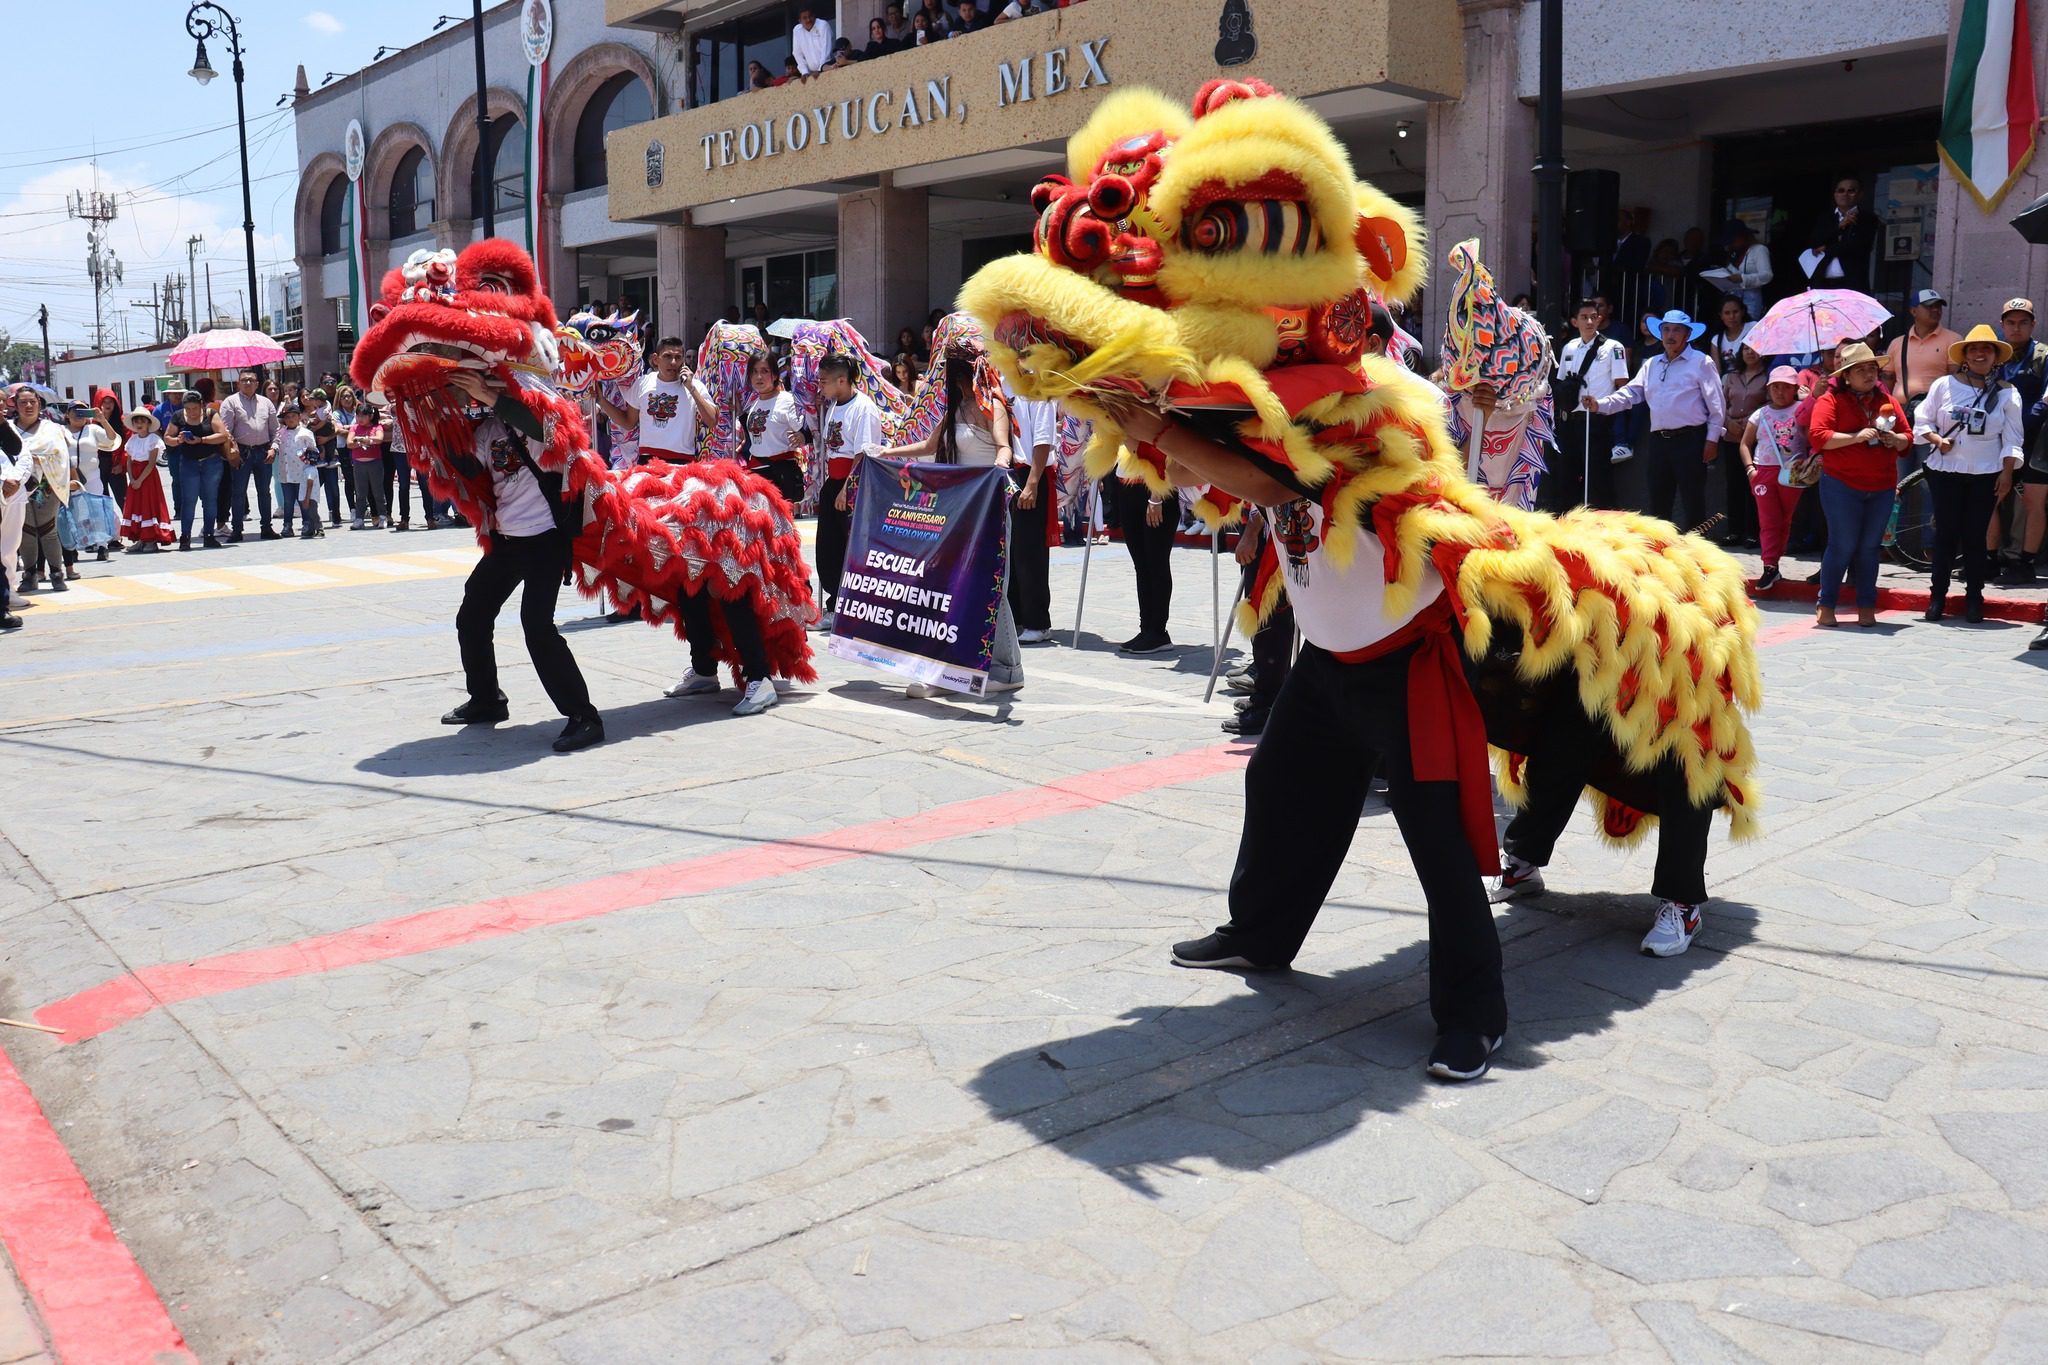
{"left": 1184, "top": 200, "right": 1322, "bottom": 257}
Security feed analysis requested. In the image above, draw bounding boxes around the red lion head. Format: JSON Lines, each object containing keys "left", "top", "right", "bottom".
{"left": 351, "top": 239, "right": 563, "bottom": 401}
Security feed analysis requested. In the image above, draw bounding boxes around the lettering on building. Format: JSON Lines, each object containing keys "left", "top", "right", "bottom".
{"left": 696, "top": 41, "right": 1111, "bottom": 172}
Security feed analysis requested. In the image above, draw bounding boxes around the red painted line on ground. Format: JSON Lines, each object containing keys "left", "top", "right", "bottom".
{"left": 0, "top": 1046, "right": 197, "bottom": 1364}
{"left": 1757, "top": 616, "right": 1819, "bottom": 646}
{"left": 38, "top": 743, "right": 1252, "bottom": 1044}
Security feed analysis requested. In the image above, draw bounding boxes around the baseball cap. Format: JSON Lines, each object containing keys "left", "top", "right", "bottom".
{"left": 2002, "top": 296, "right": 2035, "bottom": 318}
{"left": 1767, "top": 365, "right": 1801, "bottom": 386}
{"left": 1910, "top": 288, "right": 1945, "bottom": 307}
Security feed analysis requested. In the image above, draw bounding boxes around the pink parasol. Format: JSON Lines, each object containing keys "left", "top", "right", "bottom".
{"left": 1742, "top": 289, "right": 1892, "bottom": 358}
{"left": 167, "top": 327, "right": 288, "bottom": 372}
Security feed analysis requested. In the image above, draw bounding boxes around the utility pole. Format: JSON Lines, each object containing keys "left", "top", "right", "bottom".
{"left": 206, "top": 262, "right": 215, "bottom": 327}
{"left": 37, "top": 305, "right": 51, "bottom": 385}
{"left": 68, "top": 187, "right": 124, "bottom": 353}
{"left": 130, "top": 284, "right": 165, "bottom": 344}
{"left": 186, "top": 235, "right": 205, "bottom": 335}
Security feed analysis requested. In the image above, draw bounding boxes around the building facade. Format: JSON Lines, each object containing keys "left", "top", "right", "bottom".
{"left": 292, "top": 0, "right": 2045, "bottom": 375}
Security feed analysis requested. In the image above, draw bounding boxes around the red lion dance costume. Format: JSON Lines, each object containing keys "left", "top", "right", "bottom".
{"left": 351, "top": 241, "right": 817, "bottom": 683}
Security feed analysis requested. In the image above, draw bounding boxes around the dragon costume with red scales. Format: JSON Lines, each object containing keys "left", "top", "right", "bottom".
{"left": 352, "top": 241, "right": 818, "bottom": 684}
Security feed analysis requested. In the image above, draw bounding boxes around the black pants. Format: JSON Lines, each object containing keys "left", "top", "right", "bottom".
{"left": 755, "top": 458, "right": 804, "bottom": 507}
{"left": 456, "top": 531, "right": 595, "bottom": 720}
{"left": 1248, "top": 568, "right": 1293, "bottom": 707}
{"left": 1501, "top": 699, "right": 1712, "bottom": 906}
{"left": 1008, "top": 472, "right": 1053, "bottom": 632}
{"left": 1216, "top": 643, "right": 1505, "bottom": 1037}
{"left": 1927, "top": 468, "right": 2000, "bottom": 599}
{"left": 225, "top": 455, "right": 274, "bottom": 533}
{"left": 816, "top": 475, "right": 851, "bottom": 611}
{"left": 1549, "top": 410, "right": 1616, "bottom": 511}
{"left": 1116, "top": 480, "right": 1177, "bottom": 635}
{"left": 102, "top": 451, "right": 126, "bottom": 505}
{"left": 1643, "top": 424, "right": 1709, "bottom": 531}
{"left": 675, "top": 584, "right": 772, "bottom": 682}
{"left": 1715, "top": 439, "right": 1758, "bottom": 541}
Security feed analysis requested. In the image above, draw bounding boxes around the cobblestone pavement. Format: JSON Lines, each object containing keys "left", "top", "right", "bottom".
{"left": 1, "top": 525, "right": 2045, "bottom": 1363}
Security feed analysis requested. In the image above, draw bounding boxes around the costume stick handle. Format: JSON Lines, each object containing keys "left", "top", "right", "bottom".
{"left": 1204, "top": 567, "right": 1247, "bottom": 704}
{"left": 1210, "top": 525, "right": 1221, "bottom": 660}
{"left": 1071, "top": 477, "right": 1097, "bottom": 649}
{"left": 1466, "top": 410, "right": 1488, "bottom": 486}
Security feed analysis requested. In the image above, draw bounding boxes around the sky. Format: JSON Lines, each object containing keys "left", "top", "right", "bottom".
{"left": 1, "top": 1, "right": 455, "bottom": 357}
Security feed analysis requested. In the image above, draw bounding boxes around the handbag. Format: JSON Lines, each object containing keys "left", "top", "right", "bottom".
{"left": 1551, "top": 337, "right": 1605, "bottom": 413}
{"left": 1779, "top": 452, "right": 1822, "bottom": 488}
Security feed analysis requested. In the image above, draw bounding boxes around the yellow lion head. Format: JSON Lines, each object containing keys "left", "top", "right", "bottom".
{"left": 962, "top": 79, "right": 1424, "bottom": 415}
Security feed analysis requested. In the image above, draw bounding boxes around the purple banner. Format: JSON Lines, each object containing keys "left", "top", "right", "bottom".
{"left": 826, "top": 456, "right": 1010, "bottom": 695}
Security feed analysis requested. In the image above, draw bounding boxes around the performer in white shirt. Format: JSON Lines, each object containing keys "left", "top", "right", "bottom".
{"left": 597, "top": 337, "right": 717, "bottom": 466}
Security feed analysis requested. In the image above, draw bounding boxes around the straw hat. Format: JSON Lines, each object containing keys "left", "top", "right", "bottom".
{"left": 1829, "top": 341, "right": 1881, "bottom": 376}
{"left": 126, "top": 407, "right": 160, "bottom": 433}
{"left": 1949, "top": 323, "right": 2014, "bottom": 366}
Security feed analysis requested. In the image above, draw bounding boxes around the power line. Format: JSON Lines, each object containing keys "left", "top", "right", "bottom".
{"left": 0, "top": 109, "right": 294, "bottom": 174}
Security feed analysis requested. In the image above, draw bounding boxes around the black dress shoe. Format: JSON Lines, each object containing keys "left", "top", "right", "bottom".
{"left": 2031, "top": 625, "right": 2048, "bottom": 651}
{"left": 1924, "top": 600, "right": 1944, "bottom": 622}
{"left": 552, "top": 713, "right": 605, "bottom": 753}
{"left": 202, "top": 535, "right": 223, "bottom": 549}
{"left": 0, "top": 612, "right": 21, "bottom": 631}
{"left": 260, "top": 527, "right": 280, "bottom": 541}
{"left": 1222, "top": 705, "right": 1269, "bottom": 736}
{"left": 442, "top": 694, "right": 510, "bottom": 725}
{"left": 178, "top": 537, "right": 192, "bottom": 552}
{"left": 1965, "top": 596, "right": 1985, "bottom": 624}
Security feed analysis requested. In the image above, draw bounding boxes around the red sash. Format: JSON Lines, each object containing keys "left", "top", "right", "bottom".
{"left": 1329, "top": 596, "right": 1500, "bottom": 877}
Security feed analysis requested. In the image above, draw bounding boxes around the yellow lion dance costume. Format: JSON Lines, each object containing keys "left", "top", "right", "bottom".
{"left": 961, "top": 79, "right": 1759, "bottom": 848}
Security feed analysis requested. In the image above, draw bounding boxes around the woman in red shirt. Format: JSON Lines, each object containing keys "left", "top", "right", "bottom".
{"left": 1807, "top": 342, "right": 1911, "bottom": 626}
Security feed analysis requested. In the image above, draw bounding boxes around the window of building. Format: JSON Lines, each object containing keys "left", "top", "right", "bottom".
{"left": 573, "top": 74, "right": 654, "bottom": 191}
{"left": 388, "top": 147, "right": 434, "bottom": 238}
{"left": 471, "top": 115, "right": 527, "bottom": 220}
{"left": 688, "top": 1, "right": 823, "bottom": 108}
{"left": 319, "top": 177, "right": 348, "bottom": 255}
{"left": 739, "top": 247, "right": 838, "bottom": 324}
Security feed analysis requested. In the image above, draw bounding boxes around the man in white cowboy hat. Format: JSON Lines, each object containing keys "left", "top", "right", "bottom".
{"left": 1582, "top": 309, "right": 1725, "bottom": 530}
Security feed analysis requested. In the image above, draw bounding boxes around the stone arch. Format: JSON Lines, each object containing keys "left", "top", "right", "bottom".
{"left": 544, "top": 42, "right": 658, "bottom": 196}
{"left": 295, "top": 152, "right": 349, "bottom": 260}
{"left": 440, "top": 87, "right": 529, "bottom": 225}
{"left": 363, "top": 122, "right": 436, "bottom": 239}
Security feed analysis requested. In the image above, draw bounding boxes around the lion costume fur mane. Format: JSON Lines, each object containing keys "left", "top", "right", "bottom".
{"left": 960, "top": 81, "right": 1760, "bottom": 843}
{"left": 351, "top": 240, "right": 818, "bottom": 684}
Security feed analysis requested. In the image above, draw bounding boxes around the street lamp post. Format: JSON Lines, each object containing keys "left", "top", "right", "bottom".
{"left": 186, "top": 2, "right": 261, "bottom": 335}
{"left": 1532, "top": 0, "right": 1566, "bottom": 332}
{"left": 435, "top": 6, "right": 495, "bottom": 237}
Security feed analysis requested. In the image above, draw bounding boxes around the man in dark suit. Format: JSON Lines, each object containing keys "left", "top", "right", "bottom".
{"left": 1808, "top": 176, "right": 1883, "bottom": 292}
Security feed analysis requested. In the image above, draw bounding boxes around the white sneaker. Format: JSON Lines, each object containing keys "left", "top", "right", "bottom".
{"left": 664, "top": 668, "right": 721, "bottom": 697}
{"left": 905, "top": 682, "right": 943, "bottom": 699}
{"left": 1641, "top": 899, "right": 1703, "bottom": 957}
{"left": 732, "top": 678, "right": 779, "bottom": 716}
{"left": 1017, "top": 627, "right": 1050, "bottom": 644}
{"left": 811, "top": 611, "right": 836, "bottom": 633}
{"left": 1610, "top": 443, "right": 1635, "bottom": 465}
{"left": 1487, "top": 854, "right": 1546, "bottom": 905}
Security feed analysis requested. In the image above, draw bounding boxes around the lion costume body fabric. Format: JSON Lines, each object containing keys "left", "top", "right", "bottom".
{"left": 960, "top": 81, "right": 1760, "bottom": 847}
{"left": 351, "top": 242, "right": 818, "bottom": 683}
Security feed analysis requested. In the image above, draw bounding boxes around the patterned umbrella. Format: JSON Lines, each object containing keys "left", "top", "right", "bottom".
{"left": 167, "top": 327, "right": 288, "bottom": 371}
{"left": 1743, "top": 289, "right": 1892, "bottom": 357}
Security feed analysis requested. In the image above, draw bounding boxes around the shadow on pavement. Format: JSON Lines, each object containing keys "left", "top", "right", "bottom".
{"left": 968, "top": 895, "right": 1756, "bottom": 1198}
{"left": 355, "top": 691, "right": 818, "bottom": 774}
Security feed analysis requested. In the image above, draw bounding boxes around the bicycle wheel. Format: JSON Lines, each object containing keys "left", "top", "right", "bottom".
{"left": 1890, "top": 466, "right": 1934, "bottom": 570}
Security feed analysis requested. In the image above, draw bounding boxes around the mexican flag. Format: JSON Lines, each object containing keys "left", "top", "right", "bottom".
{"left": 1939, "top": 0, "right": 2041, "bottom": 211}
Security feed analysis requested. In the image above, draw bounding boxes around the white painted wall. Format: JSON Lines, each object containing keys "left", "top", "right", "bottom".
{"left": 1519, "top": 0, "right": 1950, "bottom": 100}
